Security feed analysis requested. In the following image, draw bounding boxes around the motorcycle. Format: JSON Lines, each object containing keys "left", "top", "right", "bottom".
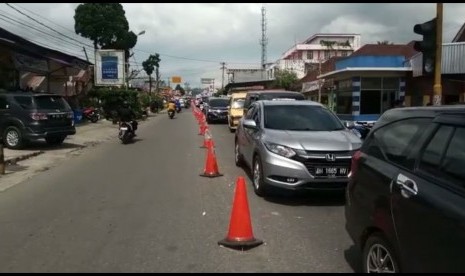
{"left": 82, "top": 107, "right": 99, "bottom": 123}
{"left": 119, "top": 121, "right": 135, "bottom": 144}
{"left": 168, "top": 109, "right": 175, "bottom": 119}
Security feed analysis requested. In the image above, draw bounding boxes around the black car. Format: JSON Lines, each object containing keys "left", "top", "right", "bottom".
{"left": 0, "top": 90, "right": 76, "bottom": 149}
{"left": 205, "top": 97, "right": 229, "bottom": 124}
{"left": 345, "top": 105, "right": 465, "bottom": 273}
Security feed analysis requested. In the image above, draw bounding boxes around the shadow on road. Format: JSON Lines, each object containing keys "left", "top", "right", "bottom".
{"left": 17, "top": 141, "right": 85, "bottom": 151}
{"left": 344, "top": 245, "right": 363, "bottom": 273}
{"left": 262, "top": 190, "right": 346, "bottom": 207}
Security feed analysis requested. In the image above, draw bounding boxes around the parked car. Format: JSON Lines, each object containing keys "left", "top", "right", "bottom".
{"left": 345, "top": 105, "right": 465, "bottom": 273}
{"left": 0, "top": 90, "right": 76, "bottom": 149}
{"left": 205, "top": 97, "right": 229, "bottom": 124}
{"left": 234, "top": 100, "right": 362, "bottom": 196}
{"left": 242, "top": 90, "right": 305, "bottom": 114}
{"left": 227, "top": 92, "right": 247, "bottom": 132}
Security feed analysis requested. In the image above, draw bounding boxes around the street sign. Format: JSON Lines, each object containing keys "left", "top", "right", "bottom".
{"left": 171, "top": 76, "right": 182, "bottom": 83}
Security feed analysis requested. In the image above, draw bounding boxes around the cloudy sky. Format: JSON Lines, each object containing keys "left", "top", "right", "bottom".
{"left": 1, "top": 3, "right": 464, "bottom": 88}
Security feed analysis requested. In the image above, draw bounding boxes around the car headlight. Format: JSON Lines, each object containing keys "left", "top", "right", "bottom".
{"left": 264, "top": 142, "right": 296, "bottom": 158}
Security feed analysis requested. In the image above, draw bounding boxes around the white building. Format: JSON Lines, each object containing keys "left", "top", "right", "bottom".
{"left": 276, "top": 33, "right": 362, "bottom": 79}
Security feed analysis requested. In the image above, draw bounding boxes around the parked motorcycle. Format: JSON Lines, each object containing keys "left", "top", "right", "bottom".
{"left": 119, "top": 121, "right": 135, "bottom": 144}
{"left": 354, "top": 121, "right": 374, "bottom": 139}
{"left": 82, "top": 107, "right": 99, "bottom": 123}
{"left": 168, "top": 109, "right": 175, "bottom": 119}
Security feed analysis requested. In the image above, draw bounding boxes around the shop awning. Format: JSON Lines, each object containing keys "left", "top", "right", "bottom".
{"left": 318, "top": 67, "right": 411, "bottom": 79}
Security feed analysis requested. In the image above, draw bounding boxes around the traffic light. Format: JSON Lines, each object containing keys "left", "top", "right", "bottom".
{"left": 413, "top": 18, "right": 437, "bottom": 76}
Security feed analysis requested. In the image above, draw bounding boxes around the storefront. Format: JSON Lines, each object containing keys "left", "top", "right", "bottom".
{"left": 318, "top": 55, "right": 409, "bottom": 122}
{"left": 0, "top": 27, "right": 92, "bottom": 94}
{"left": 319, "top": 71, "right": 409, "bottom": 122}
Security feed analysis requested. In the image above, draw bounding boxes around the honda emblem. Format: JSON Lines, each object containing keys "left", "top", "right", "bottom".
{"left": 325, "top": 154, "right": 336, "bottom": 162}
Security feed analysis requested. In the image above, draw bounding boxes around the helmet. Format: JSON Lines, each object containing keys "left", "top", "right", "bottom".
{"left": 122, "top": 101, "right": 129, "bottom": 108}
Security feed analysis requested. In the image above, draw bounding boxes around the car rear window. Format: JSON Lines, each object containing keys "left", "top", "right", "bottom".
{"left": 231, "top": 98, "right": 245, "bottom": 109}
{"left": 209, "top": 98, "right": 229, "bottom": 107}
{"left": 33, "top": 95, "right": 71, "bottom": 110}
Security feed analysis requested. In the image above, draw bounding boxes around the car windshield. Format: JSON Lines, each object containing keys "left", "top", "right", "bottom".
{"left": 264, "top": 105, "right": 345, "bottom": 131}
{"left": 33, "top": 96, "right": 71, "bottom": 110}
{"left": 208, "top": 99, "right": 229, "bottom": 107}
{"left": 231, "top": 99, "right": 245, "bottom": 109}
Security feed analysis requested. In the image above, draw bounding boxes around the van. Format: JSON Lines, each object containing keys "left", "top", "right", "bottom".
{"left": 227, "top": 92, "right": 247, "bottom": 132}
{"left": 243, "top": 90, "right": 305, "bottom": 114}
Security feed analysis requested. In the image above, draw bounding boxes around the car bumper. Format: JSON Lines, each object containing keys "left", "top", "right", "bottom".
{"left": 260, "top": 150, "right": 349, "bottom": 191}
{"left": 207, "top": 113, "right": 228, "bottom": 122}
{"left": 23, "top": 126, "right": 76, "bottom": 140}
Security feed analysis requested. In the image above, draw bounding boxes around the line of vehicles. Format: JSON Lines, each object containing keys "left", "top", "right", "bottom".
{"left": 195, "top": 89, "right": 465, "bottom": 273}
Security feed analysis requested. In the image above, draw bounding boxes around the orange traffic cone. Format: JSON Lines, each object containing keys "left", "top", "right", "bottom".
{"left": 200, "top": 147, "right": 223, "bottom": 178}
{"left": 218, "top": 176, "right": 263, "bottom": 250}
{"left": 200, "top": 130, "right": 215, "bottom": 149}
{"left": 198, "top": 123, "right": 208, "bottom": 136}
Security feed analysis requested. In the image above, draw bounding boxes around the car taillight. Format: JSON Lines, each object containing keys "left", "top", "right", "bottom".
{"left": 30, "top": 112, "right": 48, "bottom": 120}
{"left": 348, "top": 150, "right": 362, "bottom": 178}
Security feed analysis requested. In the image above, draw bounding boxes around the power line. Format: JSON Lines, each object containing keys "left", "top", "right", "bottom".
{"left": 5, "top": 3, "right": 95, "bottom": 49}
{"left": 12, "top": 3, "right": 94, "bottom": 47}
{"left": 0, "top": 13, "right": 90, "bottom": 51}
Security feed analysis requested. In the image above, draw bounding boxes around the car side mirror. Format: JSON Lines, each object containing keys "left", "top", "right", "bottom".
{"left": 243, "top": 119, "right": 258, "bottom": 129}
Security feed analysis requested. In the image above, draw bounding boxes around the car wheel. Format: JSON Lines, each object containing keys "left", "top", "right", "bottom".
{"left": 3, "top": 126, "right": 24, "bottom": 149}
{"left": 252, "top": 155, "right": 267, "bottom": 197}
{"left": 234, "top": 140, "right": 244, "bottom": 167}
{"left": 362, "top": 233, "right": 400, "bottom": 273}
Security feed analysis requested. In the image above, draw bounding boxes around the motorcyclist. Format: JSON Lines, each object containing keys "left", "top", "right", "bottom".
{"left": 167, "top": 99, "right": 176, "bottom": 112}
{"left": 175, "top": 98, "right": 181, "bottom": 111}
{"left": 117, "top": 101, "right": 137, "bottom": 136}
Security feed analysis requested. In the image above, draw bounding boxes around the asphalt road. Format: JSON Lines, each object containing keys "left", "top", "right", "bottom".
{"left": 0, "top": 108, "right": 360, "bottom": 272}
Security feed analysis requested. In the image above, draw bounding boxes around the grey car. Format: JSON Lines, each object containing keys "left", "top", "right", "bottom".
{"left": 234, "top": 100, "right": 362, "bottom": 196}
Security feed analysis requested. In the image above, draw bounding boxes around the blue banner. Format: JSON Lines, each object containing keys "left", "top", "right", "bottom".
{"left": 101, "top": 56, "right": 118, "bottom": 80}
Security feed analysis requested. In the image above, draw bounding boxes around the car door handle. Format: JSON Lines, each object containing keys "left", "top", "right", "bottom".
{"left": 396, "top": 173, "right": 418, "bottom": 198}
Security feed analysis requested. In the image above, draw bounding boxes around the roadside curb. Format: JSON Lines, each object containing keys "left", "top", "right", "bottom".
{"left": 5, "top": 151, "right": 45, "bottom": 166}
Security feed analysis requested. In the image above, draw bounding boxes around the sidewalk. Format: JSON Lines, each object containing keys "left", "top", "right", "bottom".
{"left": 0, "top": 114, "right": 157, "bottom": 191}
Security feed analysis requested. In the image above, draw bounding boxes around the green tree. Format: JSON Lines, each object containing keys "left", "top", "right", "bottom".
{"left": 175, "top": 84, "right": 185, "bottom": 96}
{"left": 273, "top": 69, "right": 298, "bottom": 90}
{"left": 142, "top": 54, "right": 161, "bottom": 94}
{"left": 74, "top": 3, "right": 138, "bottom": 77}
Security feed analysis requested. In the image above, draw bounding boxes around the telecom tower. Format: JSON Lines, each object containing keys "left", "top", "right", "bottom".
{"left": 260, "top": 6, "right": 268, "bottom": 70}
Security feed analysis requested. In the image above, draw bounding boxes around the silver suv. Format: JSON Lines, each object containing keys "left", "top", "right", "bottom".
{"left": 234, "top": 100, "right": 362, "bottom": 196}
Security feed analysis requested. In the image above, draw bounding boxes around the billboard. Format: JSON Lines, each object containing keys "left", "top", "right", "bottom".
{"left": 201, "top": 78, "right": 214, "bottom": 84}
{"left": 95, "top": 50, "right": 125, "bottom": 86}
{"left": 171, "top": 76, "right": 182, "bottom": 84}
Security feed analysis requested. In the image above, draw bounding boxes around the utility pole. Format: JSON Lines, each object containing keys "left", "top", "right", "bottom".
{"left": 220, "top": 62, "right": 226, "bottom": 89}
{"left": 433, "top": 3, "right": 443, "bottom": 106}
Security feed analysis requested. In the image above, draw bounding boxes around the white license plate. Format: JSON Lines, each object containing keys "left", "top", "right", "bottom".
{"left": 120, "top": 127, "right": 128, "bottom": 130}
{"left": 315, "top": 167, "right": 348, "bottom": 176}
